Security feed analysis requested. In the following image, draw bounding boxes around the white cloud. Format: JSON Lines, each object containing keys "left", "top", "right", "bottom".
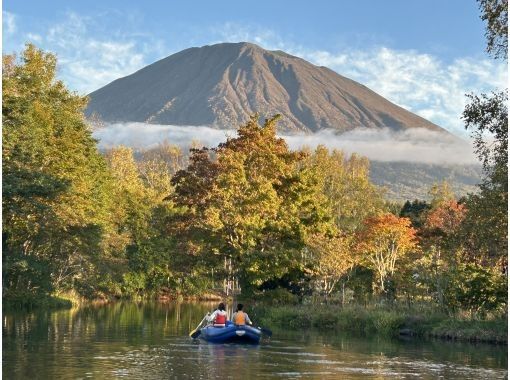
{"left": 3, "top": 11, "right": 16, "bottom": 35}
{"left": 26, "top": 33, "right": 42, "bottom": 42}
{"left": 93, "top": 123, "right": 477, "bottom": 165}
{"left": 283, "top": 127, "right": 477, "bottom": 165}
{"left": 93, "top": 123, "right": 234, "bottom": 150}
{"left": 297, "top": 47, "right": 507, "bottom": 136}
{"left": 41, "top": 12, "right": 149, "bottom": 93}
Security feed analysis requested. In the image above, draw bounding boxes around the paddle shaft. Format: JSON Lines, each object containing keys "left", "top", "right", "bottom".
{"left": 189, "top": 314, "right": 208, "bottom": 338}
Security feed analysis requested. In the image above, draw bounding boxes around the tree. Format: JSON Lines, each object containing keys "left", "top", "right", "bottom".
{"left": 477, "top": 0, "right": 508, "bottom": 59}
{"left": 103, "top": 146, "right": 186, "bottom": 297}
{"left": 302, "top": 146, "right": 384, "bottom": 232}
{"left": 424, "top": 200, "right": 467, "bottom": 241}
{"left": 306, "top": 232, "right": 356, "bottom": 300}
{"left": 400, "top": 200, "right": 431, "bottom": 230}
{"left": 461, "top": 0, "right": 508, "bottom": 268}
{"left": 103, "top": 146, "right": 151, "bottom": 252}
{"left": 138, "top": 141, "right": 187, "bottom": 177}
{"left": 3, "top": 44, "right": 112, "bottom": 301}
{"left": 171, "top": 115, "right": 330, "bottom": 293}
{"left": 421, "top": 196, "right": 467, "bottom": 308}
{"left": 357, "top": 214, "right": 417, "bottom": 294}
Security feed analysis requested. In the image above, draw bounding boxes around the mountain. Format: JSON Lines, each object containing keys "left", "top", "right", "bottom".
{"left": 86, "top": 42, "right": 445, "bottom": 133}
{"left": 369, "top": 162, "right": 482, "bottom": 201}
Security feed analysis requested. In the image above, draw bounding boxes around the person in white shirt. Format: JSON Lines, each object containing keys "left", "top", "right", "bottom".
{"left": 207, "top": 302, "right": 228, "bottom": 327}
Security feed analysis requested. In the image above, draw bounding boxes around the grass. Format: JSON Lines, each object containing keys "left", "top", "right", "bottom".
{"left": 250, "top": 304, "right": 507, "bottom": 344}
{"left": 3, "top": 294, "right": 73, "bottom": 311}
{"left": 430, "top": 318, "right": 508, "bottom": 344}
{"left": 3, "top": 290, "right": 84, "bottom": 311}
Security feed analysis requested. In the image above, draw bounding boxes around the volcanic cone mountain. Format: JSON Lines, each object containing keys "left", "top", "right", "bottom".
{"left": 85, "top": 42, "right": 445, "bottom": 133}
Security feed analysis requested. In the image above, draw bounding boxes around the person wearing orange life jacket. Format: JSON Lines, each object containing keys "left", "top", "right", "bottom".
{"left": 232, "top": 303, "right": 252, "bottom": 326}
{"left": 207, "top": 302, "right": 228, "bottom": 327}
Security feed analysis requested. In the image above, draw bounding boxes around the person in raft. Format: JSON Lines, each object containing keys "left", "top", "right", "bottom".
{"left": 207, "top": 302, "right": 228, "bottom": 327}
{"left": 232, "top": 303, "right": 252, "bottom": 326}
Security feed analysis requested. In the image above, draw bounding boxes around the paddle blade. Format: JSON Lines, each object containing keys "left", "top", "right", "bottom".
{"left": 189, "top": 328, "right": 201, "bottom": 339}
{"left": 259, "top": 327, "right": 272, "bottom": 337}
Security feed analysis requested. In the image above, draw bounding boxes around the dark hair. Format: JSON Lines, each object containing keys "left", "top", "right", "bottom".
{"left": 236, "top": 303, "right": 244, "bottom": 311}
{"left": 218, "top": 303, "right": 225, "bottom": 311}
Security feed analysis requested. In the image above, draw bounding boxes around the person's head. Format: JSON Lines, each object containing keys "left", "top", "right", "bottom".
{"left": 218, "top": 302, "right": 225, "bottom": 311}
{"left": 236, "top": 303, "right": 244, "bottom": 312}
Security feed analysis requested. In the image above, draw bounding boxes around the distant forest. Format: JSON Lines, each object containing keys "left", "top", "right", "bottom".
{"left": 369, "top": 161, "right": 482, "bottom": 201}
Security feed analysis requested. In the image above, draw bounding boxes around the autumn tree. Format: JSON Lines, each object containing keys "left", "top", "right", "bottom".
{"left": 301, "top": 146, "right": 384, "bottom": 232}
{"left": 357, "top": 214, "right": 417, "bottom": 295}
{"left": 306, "top": 232, "right": 355, "bottom": 301}
{"left": 3, "top": 45, "right": 112, "bottom": 302}
{"left": 420, "top": 193, "right": 467, "bottom": 308}
{"left": 171, "top": 115, "right": 331, "bottom": 293}
{"left": 138, "top": 141, "right": 187, "bottom": 177}
{"left": 103, "top": 146, "right": 183, "bottom": 297}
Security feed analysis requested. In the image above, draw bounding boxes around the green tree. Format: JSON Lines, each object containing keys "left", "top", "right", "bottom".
{"left": 461, "top": 0, "right": 507, "bottom": 268}
{"left": 461, "top": 92, "right": 507, "bottom": 265}
{"left": 302, "top": 146, "right": 384, "bottom": 232}
{"left": 477, "top": 0, "right": 508, "bottom": 58}
{"left": 172, "top": 115, "right": 330, "bottom": 293}
{"left": 400, "top": 199, "right": 431, "bottom": 230}
{"left": 3, "top": 45, "right": 112, "bottom": 302}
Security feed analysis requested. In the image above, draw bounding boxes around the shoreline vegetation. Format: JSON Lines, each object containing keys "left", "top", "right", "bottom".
{"left": 4, "top": 294, "right": 506, "bottom": 345}
{"left": 250, "top": 304, "right": 507, "bottom": 345}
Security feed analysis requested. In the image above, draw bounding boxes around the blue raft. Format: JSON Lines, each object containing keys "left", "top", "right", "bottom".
{"left": 199, "top": 321, "right": 262, "bottom": 344}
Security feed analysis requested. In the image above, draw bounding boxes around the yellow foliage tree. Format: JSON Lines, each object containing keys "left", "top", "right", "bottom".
{"left": 306, "top": 232, "right": 356, "bottom": 299}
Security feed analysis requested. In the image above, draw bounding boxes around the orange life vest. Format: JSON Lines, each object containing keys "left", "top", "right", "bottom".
{"left": 234, "top": 311, "right": 246, "bottom": 325}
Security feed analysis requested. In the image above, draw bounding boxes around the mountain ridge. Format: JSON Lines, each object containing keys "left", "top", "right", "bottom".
{"left": 85, "top": 42, "right": 446, "bottom": 134}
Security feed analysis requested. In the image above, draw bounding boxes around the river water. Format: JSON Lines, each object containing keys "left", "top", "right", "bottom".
{"left": 3, "top": 302, "right": 507, "bottom": 379}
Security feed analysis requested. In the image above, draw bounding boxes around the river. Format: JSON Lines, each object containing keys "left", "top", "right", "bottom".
{"left": 3, "top": 302, "right": 507, "bottom": 379}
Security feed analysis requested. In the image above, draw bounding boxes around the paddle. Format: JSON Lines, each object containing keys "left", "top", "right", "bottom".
{"left": 189, "top": 314, "right": 209, "bottom": 339}
{"left": 257, "top": 326, "right": 272, "bottom": 337}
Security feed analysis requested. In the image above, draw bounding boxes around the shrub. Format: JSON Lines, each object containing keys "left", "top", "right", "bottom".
{"left": 257, "top": 288, "right": 299, "bottom": 306}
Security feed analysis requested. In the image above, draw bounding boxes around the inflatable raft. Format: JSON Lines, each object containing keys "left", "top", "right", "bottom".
{"left": 199, "top": 322, "right": 262, "bottom": 344}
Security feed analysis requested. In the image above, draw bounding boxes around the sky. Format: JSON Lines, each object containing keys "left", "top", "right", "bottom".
{"left": 2, "top": 0, "right": 507, "bottom": 137}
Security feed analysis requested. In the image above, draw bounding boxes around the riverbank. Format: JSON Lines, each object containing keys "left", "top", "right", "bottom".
{"left": 250, "top": 305, "right": 507, "bottom": 345}
{"left": 5, "top": 293, "right": 506, "bottom": 345}
{"left": 2, "top": 289, "right": 225, "bottom": 311}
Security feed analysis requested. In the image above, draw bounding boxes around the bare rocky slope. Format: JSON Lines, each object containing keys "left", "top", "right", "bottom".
{"left": 86, "top": 42, "right": 445, "bottom": 133}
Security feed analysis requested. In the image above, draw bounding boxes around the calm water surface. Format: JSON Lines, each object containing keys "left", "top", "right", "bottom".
{"left": 3, "top": 302, "right": 507, "bottom": 379}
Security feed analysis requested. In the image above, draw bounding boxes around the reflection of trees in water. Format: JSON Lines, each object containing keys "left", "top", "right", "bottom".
{"left": 275, "top": 328, "right": 508, "bottom": 370}
{"left": 3, "top": 302, "right": 216, "bottom": 378}
{"left": 3, "top": 303, "right": 507, "bottom": 379}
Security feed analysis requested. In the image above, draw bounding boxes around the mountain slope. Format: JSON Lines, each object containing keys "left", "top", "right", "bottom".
{"left": 369, "top": 162, "right": 482, "bottom": 201}
{"left": 86, "top": 42, "right": 445, "bottom": 133}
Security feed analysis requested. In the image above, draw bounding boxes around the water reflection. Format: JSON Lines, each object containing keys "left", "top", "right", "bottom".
{"left": 3, "top": 302, "right": 507, "bottom": 379}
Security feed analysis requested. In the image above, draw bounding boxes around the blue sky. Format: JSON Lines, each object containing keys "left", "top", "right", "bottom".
{"left": 3, "top": 0, "right": 507, "bottom": 136}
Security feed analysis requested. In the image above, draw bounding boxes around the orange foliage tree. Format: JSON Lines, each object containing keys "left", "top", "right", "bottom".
{"left": 357, "top": 213, "right": 418, "bottom": 294}
{"left": 424, "top": 199, "right": 467, "bottom": 239}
